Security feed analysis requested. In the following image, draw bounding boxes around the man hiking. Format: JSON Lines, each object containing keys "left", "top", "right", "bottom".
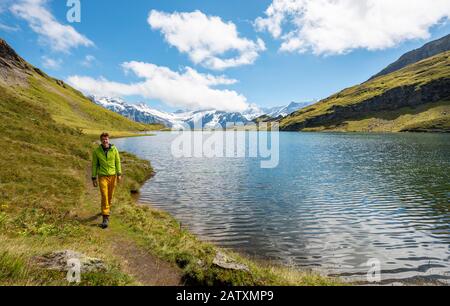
{"left": 92, "top": 133, "right": 122, "bottom": 229}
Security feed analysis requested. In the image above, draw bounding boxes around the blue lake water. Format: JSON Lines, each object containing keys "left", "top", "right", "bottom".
{"left": 115, "top": 132, "right": 450, "bottom": 283}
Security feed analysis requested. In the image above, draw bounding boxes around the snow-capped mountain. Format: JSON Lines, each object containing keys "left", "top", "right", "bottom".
{"left": 90, "top": 96, "right": 313, "bottom": 129}
{"left": 241, "top": 105, "right": 266, "bottom": 121}
{"left": 242, "top": 101, "right": 315, "bottom": 121}
{"left": 91, "top": 96, "right": 174, "bottom": 126}
{"left": 90, "top": 96, "right": 252, "bottom": 129}
{"left": 264, "top": 101, "right": 314, "bottom": 118}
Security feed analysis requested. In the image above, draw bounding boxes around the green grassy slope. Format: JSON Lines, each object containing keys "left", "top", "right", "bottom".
{"left": 0, "top": 39, "right": 163, "bottom": 136}
{"left": 281, "top": 51, "right": 450, "bottom": 132}
{"left": 0, "top": 81, "right": 133, "bottom": 285}
{"left": 10, "top": 74, "right": 164, "bottom": 136}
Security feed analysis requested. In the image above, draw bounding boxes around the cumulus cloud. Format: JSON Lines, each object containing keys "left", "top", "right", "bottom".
{"left": 67, "top": 62, "right": 249, "bottom": 112}
{"left": 10, "top": 0, "right": 93, "bottom": 52}
{"left": 148, "top": 10, "right": 266, "bottom": 70}
{"left": 255, "top": 0, "right": 450, "bottom": 55}
{"left": 41, "top": 56, "right": 62, "bottom": 70}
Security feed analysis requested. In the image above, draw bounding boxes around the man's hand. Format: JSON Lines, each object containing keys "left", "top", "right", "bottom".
{"left": 117, "top": 175, "right": 123, "bottom": 183}
{"left": 92, "top": 179, "right": 98, "bottom": 188}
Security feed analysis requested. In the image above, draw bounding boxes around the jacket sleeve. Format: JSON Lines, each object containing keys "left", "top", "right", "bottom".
{"left": 92, "top": 150, "right": 99, "bottom": 179}
{"left": 115, "top": 148, "right": 122, "bottom": 175}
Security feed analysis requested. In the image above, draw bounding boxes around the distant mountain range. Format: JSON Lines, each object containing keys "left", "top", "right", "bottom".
{"left": 262, "top": 102, "right": 314, "bottom": 119}
{"left": 90, "top": 96, "right": 314, "bottom": 129}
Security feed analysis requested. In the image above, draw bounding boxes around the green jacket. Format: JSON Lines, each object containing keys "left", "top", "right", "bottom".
{"left": 92, "top": 144, "right": 122, "bottom": 179}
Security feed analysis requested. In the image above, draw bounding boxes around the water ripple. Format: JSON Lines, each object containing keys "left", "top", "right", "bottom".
{"left": 116, "top": 132, "right": 450, "bottom": 284}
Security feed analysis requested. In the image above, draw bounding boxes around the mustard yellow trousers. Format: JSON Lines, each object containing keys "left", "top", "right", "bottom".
{"left": 99, "top": 176, "right": 117, "bottom": 216}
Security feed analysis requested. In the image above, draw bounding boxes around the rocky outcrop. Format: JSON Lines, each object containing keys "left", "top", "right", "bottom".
{"left": 0, "top": 38, "right": 66, "bottom": 87}
{"left": 282, "top": 78, "right": 450, "bottom": 131}
{"left": 213, "top": 251, "right": 250, "bottom": 272}
{"left": 0, "top": 38, "right": 29, "bottom": 71}
{"left": 0, "top": 38, "right": 34, "bottom": 85}
{"left": 370, "top": 34, "right": 450, "bottom": 80}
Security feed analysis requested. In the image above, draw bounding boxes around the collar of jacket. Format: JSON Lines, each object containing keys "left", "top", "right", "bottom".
{"left": 101, "top": 144, "right": 112, "bottom": 151}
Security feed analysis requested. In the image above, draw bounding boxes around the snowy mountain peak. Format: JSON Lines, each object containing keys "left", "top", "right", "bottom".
{"left": 264, "top": 101, "right": 315, "bottom": 119}
{"left": 90, "top": 96, "right": 314, "bottom": 129}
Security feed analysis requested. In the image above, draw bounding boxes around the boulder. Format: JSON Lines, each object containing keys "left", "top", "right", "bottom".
{"left": 212, "top": 251, "right": 249, "bottom": 272}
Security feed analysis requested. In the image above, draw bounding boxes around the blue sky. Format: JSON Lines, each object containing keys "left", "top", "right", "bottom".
{"left": 1, "top": 0, "right": 450, "bottom": 112}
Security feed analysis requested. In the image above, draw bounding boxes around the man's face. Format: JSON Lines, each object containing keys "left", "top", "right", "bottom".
{"left": 101, "top": 136, "right": 110, "bottom": 148}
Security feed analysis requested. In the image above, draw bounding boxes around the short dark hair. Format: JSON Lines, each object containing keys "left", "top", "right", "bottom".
{"left": 100, "top": 133, "right": 110, "bottom": 140}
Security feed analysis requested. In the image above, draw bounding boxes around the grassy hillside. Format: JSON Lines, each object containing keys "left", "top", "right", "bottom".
{"left": 8, "top": 74, "right": 164, "bottom": 136}
{"left": 0, "top": 39, "right": 163, "bottom": 137}
{"left": 0, "top": 39, "right": 340, "bottom": 285}
{"left": 281, "top": 51, "right": 450, "bottom": 132}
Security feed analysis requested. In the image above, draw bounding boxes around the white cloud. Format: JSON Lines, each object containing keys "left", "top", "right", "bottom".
{"left": 0, "top": 22, "right": 20, "bottom": 32}
{"left": 255, "top": 0, "right": 450, "bottom": 55}
{"left": 10, "top": 0, "right": 93, "bottom": 52}
{"left": 81, "top": 55, "right": 96, "bottom": 67}
{"left": 41, "top": 56, "right": 62, "bottom": 70}
{"left": 67, "top": 62, "right": 249, "bottom": 112}
{"left": 148, "top": 10, "right": 266, "bottom": 70}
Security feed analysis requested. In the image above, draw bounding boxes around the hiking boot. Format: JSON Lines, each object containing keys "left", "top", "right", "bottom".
{"left": 101, "top": 215, "right": 109, "bottom": 229}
